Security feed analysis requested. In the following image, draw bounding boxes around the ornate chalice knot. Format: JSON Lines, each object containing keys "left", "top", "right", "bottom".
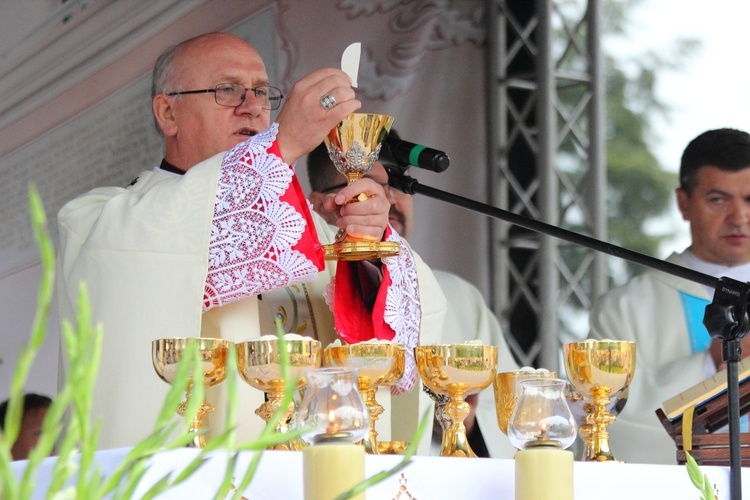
{"left": 177, "top": 399, "right": 214, "bottom": 419}
{"left": 328, "top": 141, "right": 381, "bottom": 176}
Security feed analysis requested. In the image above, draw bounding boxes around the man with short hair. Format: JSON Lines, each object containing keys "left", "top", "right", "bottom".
{"left": 0, "top": 393, "right": 52, "bottom": 460}
{"left": 57, "top": 33, "right": 445, "bottom": 451}
{"left": 589, "top": 128, "right": 750, "bottom": 464}
{"left": 307, "top": 134, "right": 520, "bottom": 458}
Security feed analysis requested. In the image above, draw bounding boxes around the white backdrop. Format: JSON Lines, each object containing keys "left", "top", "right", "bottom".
{"left": 0, "top": 0, "right": 491, "bottom": 401}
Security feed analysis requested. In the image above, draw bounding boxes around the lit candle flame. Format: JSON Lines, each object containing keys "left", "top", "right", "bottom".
{"left": 537, "top": 421, "right": 550, "bottom": 441}
{"left": 327, "top": 409, "right": 337, "bottom": 435}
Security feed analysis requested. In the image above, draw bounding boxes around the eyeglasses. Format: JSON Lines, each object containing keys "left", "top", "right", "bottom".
{"left": 166, "top": 83, "right": 284, "bottom": 110}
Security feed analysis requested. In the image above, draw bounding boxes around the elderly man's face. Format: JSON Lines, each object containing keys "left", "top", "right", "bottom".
{"left": 160, "top": 34, "right": 272, "bottom": 169}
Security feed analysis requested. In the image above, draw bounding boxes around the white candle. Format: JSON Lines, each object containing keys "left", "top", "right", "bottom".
{"left": 303, "top": 442, "right": 365, "bottom": 500}
{"left": 515, "top": 446, "right": 574, "bottom": 500}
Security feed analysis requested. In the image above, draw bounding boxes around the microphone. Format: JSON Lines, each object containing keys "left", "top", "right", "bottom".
{"left": 378, "top": 137, "right": 450, "bottom": 172}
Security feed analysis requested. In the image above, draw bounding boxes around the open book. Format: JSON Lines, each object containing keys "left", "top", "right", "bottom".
{"left": 661, "top": 357, "right": 750, "bottom": 420}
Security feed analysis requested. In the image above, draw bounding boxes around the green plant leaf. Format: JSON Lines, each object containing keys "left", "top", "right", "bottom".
{"left": 685, "top": 451, "right": 716, "bottom": 500}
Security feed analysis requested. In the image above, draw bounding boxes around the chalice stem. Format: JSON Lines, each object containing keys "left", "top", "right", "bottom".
{"left": 256, "top": 393, "right": 301, "bottom": 451}
{"left": 442, "top": 394, "right": 475, "bottom": 457}
{"left": 579, "top": 422, "right": 596, "bottom": 461}
{"left": 589, "top": 387, "right": 617, "bottom": 461}
{"left": 178, "top": 396, "right": 213, "bottom": 448}
{"left": 361, "top": 387, "right": 383, "bottom": 454}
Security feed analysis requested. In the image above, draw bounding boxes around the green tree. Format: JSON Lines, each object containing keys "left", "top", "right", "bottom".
{"left": 603, "top": 0, "right": 700, "bottom": 282}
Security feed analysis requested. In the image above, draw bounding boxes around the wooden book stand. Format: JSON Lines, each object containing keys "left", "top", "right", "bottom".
{"left": 656, "top": 376, "right": 750, "bottom": 466}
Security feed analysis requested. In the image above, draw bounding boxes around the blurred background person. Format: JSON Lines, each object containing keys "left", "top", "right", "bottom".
{"left": 0, "top": 393, "right": 52, "bottom": 460}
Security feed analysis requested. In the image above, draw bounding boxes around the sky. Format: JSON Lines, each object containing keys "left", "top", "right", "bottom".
{"left": 605, "top": 0, "right": 750, "bottom": 255}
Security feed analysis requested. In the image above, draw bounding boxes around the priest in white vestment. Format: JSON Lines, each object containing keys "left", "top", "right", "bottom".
{"left": 589, "top": 128, "right": 750, "bottom": 464}
{"left": 56, "top": 33, "right": 446, "bottom": 452}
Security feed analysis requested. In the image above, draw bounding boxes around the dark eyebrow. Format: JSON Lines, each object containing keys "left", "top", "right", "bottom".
{"left": 705, "top": 188, "right": 731, "bottom": 196}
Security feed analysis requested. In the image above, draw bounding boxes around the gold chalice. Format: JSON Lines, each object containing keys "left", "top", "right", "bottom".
{"left": 493, "top": 369, "right": 558, "bottom": 435}
{"left": 324, "top": 112, "right": 399, "bottom": 261}
{"left": 236, "top": 337, "right": 322, "bottom": 450}
{"left": 415, "top": 344, "right": 498, "bottom": 457}
{"left": 564, "top": 339, "right": 635, "bottom": 462}
{"left": 324, "top": 342, "right": 405, "bottom": 454}
{"left": 152, "top": 337, "right": 230, "bottom": 448}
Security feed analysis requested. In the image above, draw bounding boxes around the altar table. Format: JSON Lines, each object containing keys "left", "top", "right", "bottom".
{"left": 11, "top": 447, "right": 750, "bottom": 499}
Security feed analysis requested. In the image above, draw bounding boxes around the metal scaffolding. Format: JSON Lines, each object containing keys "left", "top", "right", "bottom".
{"left": 485, "top": 0, "right": 607, "bottom": 371}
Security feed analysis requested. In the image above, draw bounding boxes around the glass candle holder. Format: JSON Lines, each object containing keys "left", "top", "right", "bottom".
{"left": 509, "top": 378, "right": 576, "bottom": 500}
{"left": 508, "top": 378, "right": 577, "bottom": 450}
{"left": 298, "top": 367, "right": 370, "bottom": 500}
{"left": 297, "top": 367, "right": 369, "bottom": 445}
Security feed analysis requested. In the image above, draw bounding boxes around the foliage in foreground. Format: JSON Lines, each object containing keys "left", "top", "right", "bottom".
{"left": 0, "top": 185, "right": 423, "bottom": 498}
{"left": 685, "top": 451, "right": 716, "bottom": 500}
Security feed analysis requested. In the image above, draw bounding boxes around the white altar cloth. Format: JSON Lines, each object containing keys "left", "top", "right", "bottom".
{"left": 11, "top": 447, "right": 750, "bottom": 499}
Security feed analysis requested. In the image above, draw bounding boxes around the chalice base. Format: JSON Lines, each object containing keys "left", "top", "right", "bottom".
{"left": 361, "top": 433, "right": 380, "bottom": 455}
{"left": 323, "top": 240, "right": 400, "bottom": 261}
{"left": 440, "top": 424, "right": 476, "bottom": 458}
{"left": 376, "top": 440, "right": 409, "bottom": 455}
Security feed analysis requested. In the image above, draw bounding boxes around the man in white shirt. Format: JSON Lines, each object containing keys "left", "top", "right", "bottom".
{"left": 589, "top": 128, "right": 750, "bottom": 464}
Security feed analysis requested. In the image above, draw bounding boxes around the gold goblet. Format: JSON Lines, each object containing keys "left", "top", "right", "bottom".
{"left": 152, "top": 337, "right": 230, "bottom": 448}
{"left": 564, "top": 339, "right": 636, "bottom": 462}
{"left": 493, "top": 369, "right": 558, "bottom": 436}
{"left": 324, "top": 342, "right": 405, "bottom": 454}
{"left": 415, "top": 344, "right": 498, "bottom": 457}
{"left": 565, "top": 383, "right": 629, "bottom": 461}
{"left": 236, "top": 337, "right": 322, "bottom": 450}
{"left": 324, "top": 112, "right": 399, "bottom": 261}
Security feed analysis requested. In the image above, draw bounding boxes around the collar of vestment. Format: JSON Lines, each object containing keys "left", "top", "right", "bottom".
{"left": 159, "top": 158, "right": 186, "bottom": 175}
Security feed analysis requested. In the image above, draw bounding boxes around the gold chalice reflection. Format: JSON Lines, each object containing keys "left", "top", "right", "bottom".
{"left": 236, "top": 337, "right": 321, "bottom": 450}
{"left": 493, "top": 369, "right": 557, "bottom": 436}
{"left": 324, "top": 342, "right": 405, "bottom": 454}
{"left": 324, "top": 112, "right": 399, "bottom": 261}
{"left": 564, "top": 340, "right": 635, "bottom": 462}
{"left": 152, "top": 337, "right": 230, "bottom": 448}
{"left": 415, "top": 344, "right": 498, "bottom": 457}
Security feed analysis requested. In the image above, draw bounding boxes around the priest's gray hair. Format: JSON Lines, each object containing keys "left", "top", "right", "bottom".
{"left": 150, "top": 42, "right": 182, "bottom": 137}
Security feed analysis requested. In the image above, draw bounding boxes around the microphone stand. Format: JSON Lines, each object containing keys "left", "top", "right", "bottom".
{"left": 387, "top": 169, "right": 747, "bottom": 499}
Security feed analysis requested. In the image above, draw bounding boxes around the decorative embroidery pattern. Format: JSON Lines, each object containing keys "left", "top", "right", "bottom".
{"left": 204, "top": 125, "right": 320, "bottom": 309}
{"left": 383, "top": 230, "right": 420, "bottom": 394}
{"left": 323, "top": 228, "right": 420, "bottom": 393}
